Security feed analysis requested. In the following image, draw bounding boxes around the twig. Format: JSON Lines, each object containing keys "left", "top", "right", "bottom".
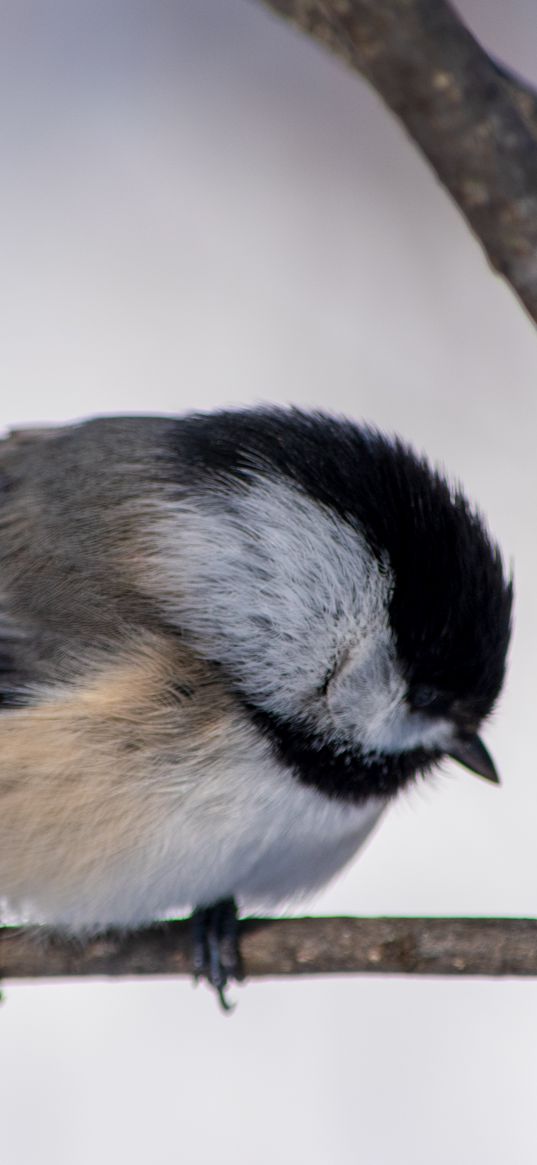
{"left": 257, "top": 0, "right": 537, "bottom": 324}
{"left": 490, "top": 57, "right": 537, "bottom": 141}
{"left": 2, "top": 917, "right": 537, "bottom": 980}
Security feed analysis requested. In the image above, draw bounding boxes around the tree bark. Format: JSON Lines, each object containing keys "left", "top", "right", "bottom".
{"left": 258, "top": 0, "right": 537, "bottom": 324}
{"left": 2, "top": 917, "right": 537, "bottom": 980}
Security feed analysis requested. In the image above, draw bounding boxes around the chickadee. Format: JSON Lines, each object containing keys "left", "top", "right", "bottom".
{"left": 0, "top": 408, "right": 512, "bottom": 1002}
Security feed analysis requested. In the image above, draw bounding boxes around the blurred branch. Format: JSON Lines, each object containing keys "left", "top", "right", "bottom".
{"left": 257, "top": 0, "right": 537, "bottom": 325}
{"left": 2, "top": 917, "right": 537, "bottom": 980}
{"left": 490, "top": 59, "right": 537, "bottom": 141}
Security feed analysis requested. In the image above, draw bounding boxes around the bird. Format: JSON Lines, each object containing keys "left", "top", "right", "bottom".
{"left": 0, "top": 407, "right": 512, "bottom": 1005}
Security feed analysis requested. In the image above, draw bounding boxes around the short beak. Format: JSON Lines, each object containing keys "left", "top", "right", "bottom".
{"left": 447, "top": 734, "right": 500, "bottom": 784}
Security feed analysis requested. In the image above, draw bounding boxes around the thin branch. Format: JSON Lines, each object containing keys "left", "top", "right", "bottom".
{"left": 490, "top": 58, "right": 537, "bottom": 141}
{"left": 2, "top": 917, "right": 537, "bottom": 980}
{"left": 257, "top": 0, "right": 537, "bottom": 324}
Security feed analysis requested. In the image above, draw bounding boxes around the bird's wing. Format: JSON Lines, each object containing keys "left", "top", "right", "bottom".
{"left": 0, "top": 603, "right": 32, "bottom": 705}
{"left": 0, "top": 417, "right": 179, "bottom": 693}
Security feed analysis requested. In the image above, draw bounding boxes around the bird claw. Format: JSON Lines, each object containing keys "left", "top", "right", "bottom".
{"left": 191, "top": 897, "right": 243, "bottom": 1011}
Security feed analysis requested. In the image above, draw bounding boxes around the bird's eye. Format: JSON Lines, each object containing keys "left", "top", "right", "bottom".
{"left": 408, "top": 685, "right": 453, "bottom": 715}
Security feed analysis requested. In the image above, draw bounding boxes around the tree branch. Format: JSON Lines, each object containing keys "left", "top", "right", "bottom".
{"left": 257, "top": 0, "right": 537, "bottom": 324}
{"left": 490, "top": 58, "right": 537, "bottom": 142}
{"left": 2, "top": 917, "right": 537, "bottom": 980}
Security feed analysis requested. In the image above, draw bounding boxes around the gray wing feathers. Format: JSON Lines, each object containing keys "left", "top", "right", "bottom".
{"left": 0, "top": 417, "right": 177, "bottom": 689}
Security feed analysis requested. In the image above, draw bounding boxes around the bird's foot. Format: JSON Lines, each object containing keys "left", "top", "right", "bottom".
{"left": 191, "top": 897, "right": 243, "bottom": 1011}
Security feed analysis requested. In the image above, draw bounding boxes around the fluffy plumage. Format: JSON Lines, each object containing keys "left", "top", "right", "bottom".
{"left": 0, "top": 408, "right": 512, "bottom": 931}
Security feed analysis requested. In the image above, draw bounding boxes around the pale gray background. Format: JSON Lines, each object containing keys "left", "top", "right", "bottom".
{"left": 0, "top": 2, "right": 536, "bottom": 1162}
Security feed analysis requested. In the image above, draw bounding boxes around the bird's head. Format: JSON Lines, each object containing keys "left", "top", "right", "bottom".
{"left": 154, "top": 408, "right": 513, "bottom": 801}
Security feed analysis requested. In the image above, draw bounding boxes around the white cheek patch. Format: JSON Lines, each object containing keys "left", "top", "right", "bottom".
{"left": 326, "top": 634, "right": 405, "bottom": 744}
{"left": 144, "top": 476, "right": 392, "bottom": 724}
{"left": 142, "top": 476, "right": 453, "bottom": 759}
